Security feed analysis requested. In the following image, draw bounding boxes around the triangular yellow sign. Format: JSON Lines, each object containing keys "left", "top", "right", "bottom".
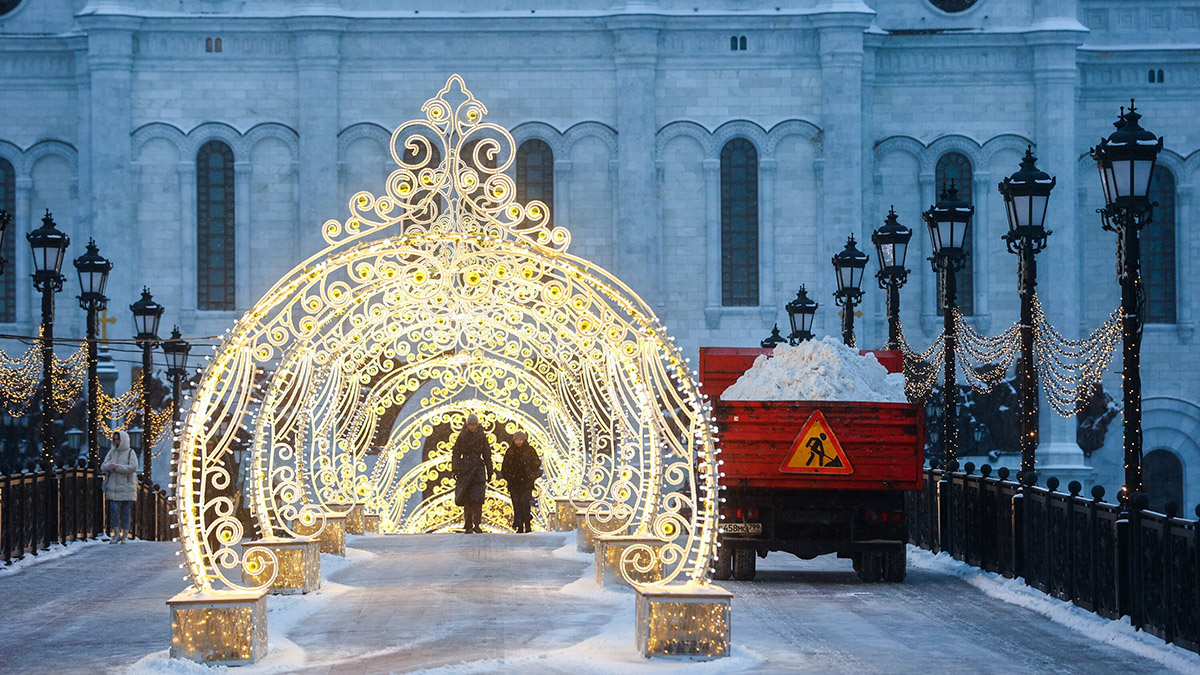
{"left": 779, "top": 410, "right": 853, "bottom": 475}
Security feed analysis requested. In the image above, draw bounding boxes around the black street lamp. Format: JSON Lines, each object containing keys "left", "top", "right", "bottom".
{"left": 760, "top": 324, "right": 786, "bottom": 348}
{"left": 0, "top": 209, "right": 11, "bottom": 275}
{"left": 999, "top": 147, "right": 1056, "bottom": 484}
{"left": 73, "top": 239, "right": 112, "bottom": 470}
{"left": 785, "top": 285, "right": 819, "bottom": 345}
{"left": 831, "top": 235, "right": 869, "bottom": 348}
{"left": 28, "top": 210, "right": 70, "bottom": 472}
{"left": 1090, "top": 100, "right": 1163, "bottom": 504}
{"left": 131, "top": 287, "right": 164, "bottom": 481}
{"left": 924, "top": 182, "right": 973, "bottom": 463}
{"left": 28, "top": 210, "right": 69, "bottom": 545}
{"left": 162, "top": 326, "right": 191, "bottom": 436}
{"left": 872, "top": 207, "right": 913, "bottom": 351}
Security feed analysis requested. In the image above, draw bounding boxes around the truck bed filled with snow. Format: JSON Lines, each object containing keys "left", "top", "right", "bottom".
{"left": 720, "top": 337, "right": 907, "bottom": 403}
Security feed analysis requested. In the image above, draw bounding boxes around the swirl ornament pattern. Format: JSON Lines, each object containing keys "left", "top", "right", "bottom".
{"left": 173, "top": 75, "right": 721, "bottom": 590}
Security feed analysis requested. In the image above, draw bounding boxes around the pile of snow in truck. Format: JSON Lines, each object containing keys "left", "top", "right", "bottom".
{"left": 720, "top": 336, "right": 907, "bottom": 403}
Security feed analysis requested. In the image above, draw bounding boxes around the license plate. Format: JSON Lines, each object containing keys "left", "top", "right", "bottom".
{"left": 723, "top": 522, "right": 762, "bottom": 535}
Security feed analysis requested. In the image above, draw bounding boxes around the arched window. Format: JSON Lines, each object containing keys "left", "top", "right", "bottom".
{"left": 1144, "top": 448, "right": 1183, "bottom": 513}
{"left": 934, "top": 152, "right": 974, "bottom": 316}
{"left": 0, "top": 157, "right": 15, "bottom": 323}
{"left": 1145, "top": 166, "right": 1176, "bottom": 324}
{"left": 720, "top": 138, "right": 759, "bottom": 307}
{"left": 196, "top": 140, "right": 236, "bottom": 310}
{"left": 516, "top": 139, "right": 553, "bottom": 217}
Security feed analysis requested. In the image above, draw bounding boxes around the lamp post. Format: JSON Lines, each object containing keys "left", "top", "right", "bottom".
{"left": 1090, "top": 101, "right": 1163, "bottom": 504}
{"left": 162, "top": 326, "right": 191, "bottom": 431}
{"left": 831, "top": 235, "right": 869, "bottom": 348}
{"left": 0, "top": 209, "right": 11, "bottom": 275}
{"left": 760, "top": 324, "right": 787, "bottom": 349}
{"left": 924, "top": 182, "right": 973, "bottom": 463}
{"left": 73, "top": 239, "right": 112, "bottom": 470}
{"left": 999, "top": 147, "right": 1056, "bottom": 484}
{"left": 28, "top": 210, "right": 70, "bottom": 472}
{"left": 872, "top": 207, "right": 913, "bottom": 351}
{"left": 785, "top": 285, "right": 819, "bottom": 345}
{"left": 131, "top": 288, "right": 164, "bottom": 480}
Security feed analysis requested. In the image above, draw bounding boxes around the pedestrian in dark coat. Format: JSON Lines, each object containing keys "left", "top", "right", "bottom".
{"left": 452, "top": 414, "right": 493, "bottom": 533}
{"left": 502, "top": 431, "right": 542, "bottom": 533}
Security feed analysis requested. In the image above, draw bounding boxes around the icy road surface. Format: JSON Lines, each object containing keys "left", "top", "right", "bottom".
{"left": 0, "top": 532, "right": 1192, "bottom": 673}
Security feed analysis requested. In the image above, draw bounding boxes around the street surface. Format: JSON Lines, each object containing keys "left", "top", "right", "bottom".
{"left": 0, "top": 533, "right": 1190, "bottom": 673}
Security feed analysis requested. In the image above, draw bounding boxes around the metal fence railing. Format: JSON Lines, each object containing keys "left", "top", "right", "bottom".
{"left": 908, "top": 460, "right": 1199, "bottom": 654}
{"left": 1, "top": 461, "right": 172, "bottom": 566}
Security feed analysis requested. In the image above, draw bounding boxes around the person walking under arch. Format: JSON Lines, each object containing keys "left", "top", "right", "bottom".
{"left": 101, "top": 430, "right": 139, "bottom": 544}
{"left": 452, "top": 414, "right": 493, "bottom": 533}
{"left": 502, "top": 431, "right": 542, "bottom": 533}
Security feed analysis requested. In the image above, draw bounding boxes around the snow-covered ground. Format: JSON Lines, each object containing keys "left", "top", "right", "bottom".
{"left": 0, "top": 534, "right": 1193, "bottom": 673}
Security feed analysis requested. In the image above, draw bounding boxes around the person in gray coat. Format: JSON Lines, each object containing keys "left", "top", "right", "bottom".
{"left": 101, "top": 430, "right": 139, "bottom": 544}
{"left": 452, "top": 414, "right": 493, "bottom": 533}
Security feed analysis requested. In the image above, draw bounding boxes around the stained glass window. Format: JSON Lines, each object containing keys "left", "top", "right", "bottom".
{"left": 935, "top": 152, "right": 974, "bottom": 316}
{"left": 516, "top": 139, "right": 553, "bottom": 217}
{"left": 721, "top": 138, "right": 759, "bottom": 307}
{"left": 0, "top": 158, "right": 15, "bottom": 323}
{"left": 1145, "top": 167, "right": 1176, "bottom": 324}
{"left": 197, "top": 141, "right": 236, "bottom": 310}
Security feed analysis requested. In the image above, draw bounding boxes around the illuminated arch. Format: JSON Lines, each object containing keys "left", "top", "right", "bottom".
{"left": 174, "top": 75, "right": 720, "bottom": 591}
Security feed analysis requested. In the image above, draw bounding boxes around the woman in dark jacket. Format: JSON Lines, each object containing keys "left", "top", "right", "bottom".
{"left": 502, "top": 431, "right": 542, "bottom": 533}
{"left": 452, "top": 414, "right": 493, "bottom": 533}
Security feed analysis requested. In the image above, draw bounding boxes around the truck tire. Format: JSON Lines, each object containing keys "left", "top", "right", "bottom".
{"left": 856, "top": 552, "right": 882, "bottom": 583}
{"left": 732, "top": 548, "right": 757, "bottom": 581}
{"left": 712, "top": 547, "right": 732, "bottom": 580}
{"left": 882, "top": 547, "right": 907, "bottom": 582}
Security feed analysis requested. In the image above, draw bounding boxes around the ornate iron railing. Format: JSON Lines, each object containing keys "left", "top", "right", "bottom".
{"left": 908, "top": 461, "right": 1199, "bottom": 654}
{"left": 0, "top": 462, "right": 171, "bottom": 565}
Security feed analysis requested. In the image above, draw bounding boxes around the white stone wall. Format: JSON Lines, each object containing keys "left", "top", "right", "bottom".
{"left": 0, "top": 0, "right": 1197, "bottom": 506}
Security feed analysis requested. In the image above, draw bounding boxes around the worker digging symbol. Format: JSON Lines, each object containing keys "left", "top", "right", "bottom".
{"left": 780, "top": 410, "right": 853, "bottom": 475}
{"left": 804, "top": 432, "right": 843, "bottom": 469}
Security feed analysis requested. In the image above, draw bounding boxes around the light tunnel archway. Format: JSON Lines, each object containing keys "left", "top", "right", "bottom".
{"left": 174, "top": 76, "right": 720, "bottom": 591}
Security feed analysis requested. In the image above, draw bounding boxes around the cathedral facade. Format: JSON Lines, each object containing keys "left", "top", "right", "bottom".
{"left": 0, "top": 0, "right": 1197, "bottom": 504}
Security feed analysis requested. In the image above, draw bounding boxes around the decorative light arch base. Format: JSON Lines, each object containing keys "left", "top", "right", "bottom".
{"left": 167, "top": 75, "right": 725, "bottom": 664}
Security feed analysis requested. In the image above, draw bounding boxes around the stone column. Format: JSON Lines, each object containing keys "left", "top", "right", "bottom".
{"left": 235, "top": 160, "right": 252, "bottom": 311}
{"left": 14, "top": 177, "right": 33, "bottom": 334}
{"left": 972, "top": 171, "right": 992, "bottom": 333}
{"left": 758, "top": 158, "right": 777, "bottom": 325}
{"left": 1027, "top": 19, "right": 1090, "bottom": 483}
{"left": 919, "top": 171, "right": 937, "bottom": 335}
{"left": 553, "top": 159, "right": 572, "bottom": 232}
{"left": 703, "top": 158, "right": 720, "bottom": 329}
{"left": 78, "top": 17, "right": 137, "bottom": 316}
{"left": 1176, "top": 186, "right": 1194, "bottom": 343}
{"left": 813, "top": 7, "right": 872, "bottom": 340}
{"left": 290, "top": 19, "right": 346, "bottom": 258}
{"left": 177, "top": 161, "right": 197, "bottom": 332}
{"left": 609, "top": 17, "right": 661, "bottom": 302}
{"left": 71, "top": 38, "right": 93, "bottom": 243}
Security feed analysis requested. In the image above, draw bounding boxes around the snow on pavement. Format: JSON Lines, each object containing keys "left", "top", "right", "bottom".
{"left": 909, "top": 547, "right": 1200, "bottom": 673}
{"left": 0, "top": 538, "right": 106, "bottom": 577}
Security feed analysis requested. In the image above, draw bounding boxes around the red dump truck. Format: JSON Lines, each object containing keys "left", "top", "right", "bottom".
{"left": 700, "top": 347, "right": 924, "bottom": 583}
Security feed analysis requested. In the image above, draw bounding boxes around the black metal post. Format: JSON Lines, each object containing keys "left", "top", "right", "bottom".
{"left": 140, "top": 341, "right": 153, "bottom": 481}
{"left": 840, "top": 297, "right": 857, "bottom": 348}
{"left": 1017, "top": 240, "right": 1039, "bottom": 481}
{"left": 885, "top": 278, "right": 901, "bottom": 351}
{"left": 85, "top": 306, "right": 101, "bottom": 468}
{"left": 1118, "top": 209, "right": 1143, "bottom": 500}
{"left": 941, "top": 262, "right": 959, "bottom": 463}
{"left": 38, "top": 279, "right": 58, "bottom": 547}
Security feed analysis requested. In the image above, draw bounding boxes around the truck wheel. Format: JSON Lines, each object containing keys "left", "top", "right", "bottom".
{"left": 883, "top": 547, "right": 907, "bottom": 582}
{"left": 851, "top": 553, "right": 862, "bottom": 574}
{"left": 712, "top": 547, "right": 732, "bottom": 580}
{"left": 732, "top": 548, "right": 757, "bottom": 581}
{"left": 856, "top": 552, "right": 882, "bottom": 583}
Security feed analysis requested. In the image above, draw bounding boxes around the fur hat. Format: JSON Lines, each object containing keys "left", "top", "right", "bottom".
{"left": 513, "top": 431, "right": 528, "bottom": 441}
{"left": 466, "top": 413, "right": 480, "bottom": 425}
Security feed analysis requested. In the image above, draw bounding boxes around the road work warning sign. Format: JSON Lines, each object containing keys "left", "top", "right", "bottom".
{"left": 779, "top": 410, "right": 853, "bottom": 475}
